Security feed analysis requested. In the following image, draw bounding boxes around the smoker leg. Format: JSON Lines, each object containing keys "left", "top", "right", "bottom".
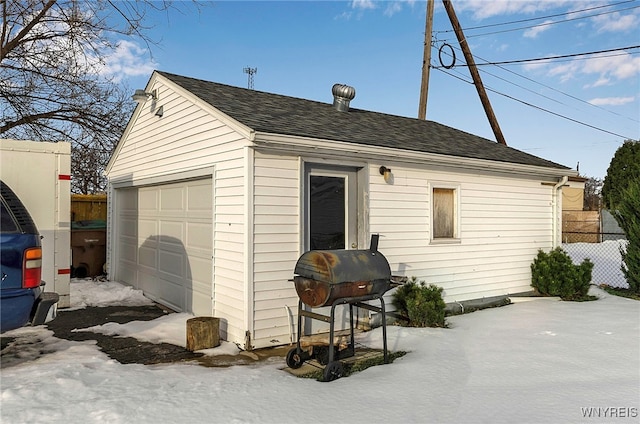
{"left": 380, "top": 297, "right": 388, "bottom": 364}
{"left": 349, "top": 303, "right": 355, "bottom": 351}
{"left": 296, "top": 299, "right": 304, "bottom": 352}
{"left": 286, "top": 299, "right": 311, "bottom": 369}
{"left": 328, "top": 302, "right": 338, "bottom": 364}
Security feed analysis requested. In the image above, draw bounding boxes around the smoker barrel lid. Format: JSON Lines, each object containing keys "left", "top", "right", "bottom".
{"left": 294, "top": 248, "right": 391, "bottom": 285}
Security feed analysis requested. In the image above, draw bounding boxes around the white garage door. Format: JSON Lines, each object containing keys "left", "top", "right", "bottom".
{"left": 116, "top": 178, "right": 213, "bottom": 315}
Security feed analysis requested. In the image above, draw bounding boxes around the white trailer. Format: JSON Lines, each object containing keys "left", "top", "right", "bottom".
{"left": 0, "top": 139, "right": 71, "bottom": 308}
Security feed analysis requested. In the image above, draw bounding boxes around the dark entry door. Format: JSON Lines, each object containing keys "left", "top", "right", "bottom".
{"left": 305, "top": 165, "right": 358, "bottom": 251}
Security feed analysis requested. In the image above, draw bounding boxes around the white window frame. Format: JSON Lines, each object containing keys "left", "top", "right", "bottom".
{"left": 429, "top": 182, "right": 461, "bottom": 244}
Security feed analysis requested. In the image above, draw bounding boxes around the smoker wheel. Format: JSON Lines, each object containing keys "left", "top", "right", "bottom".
{"left": 286, "top": 348, "right": 306, "bottom": 369}
{"left": 322, "top": 361, "right": 344, "bottom": 382}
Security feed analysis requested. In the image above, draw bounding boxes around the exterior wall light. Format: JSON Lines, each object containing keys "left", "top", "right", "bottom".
{"left": 131, "top": 89, "right": 157, "bottom": 104}
{"left": 379, "top": 166, "right": 393, "bottom": 184}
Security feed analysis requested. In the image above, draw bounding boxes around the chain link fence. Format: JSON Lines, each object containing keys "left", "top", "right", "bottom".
{"left": 562, "top": 232, "right": 628, "bottom": 289}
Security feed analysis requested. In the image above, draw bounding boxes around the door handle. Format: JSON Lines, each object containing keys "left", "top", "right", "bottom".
{"left": 351, "top": 242, "right": 358, "bottom": 249}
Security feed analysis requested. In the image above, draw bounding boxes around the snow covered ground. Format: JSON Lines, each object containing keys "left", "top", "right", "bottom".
{"left": 1, "top": 277, "right": 638, "bottom": 424}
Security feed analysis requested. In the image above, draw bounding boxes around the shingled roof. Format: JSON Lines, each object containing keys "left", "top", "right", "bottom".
{"left": 158, "top": 71, "right": 569, "bottom": 170}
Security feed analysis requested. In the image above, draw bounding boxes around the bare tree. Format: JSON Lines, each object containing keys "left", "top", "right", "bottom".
{"left": 583, "top": 176, "right": 603, "bottom": 211}
{"left": 1, "top": 0, "right": 192, "bottom": 193}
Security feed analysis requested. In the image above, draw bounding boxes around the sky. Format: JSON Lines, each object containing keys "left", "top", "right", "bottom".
{"left": 1, "top": 241, "right": 638, "bottom": 423}
{"left": 105, "top": 1, "right": 640, "bottom": 180}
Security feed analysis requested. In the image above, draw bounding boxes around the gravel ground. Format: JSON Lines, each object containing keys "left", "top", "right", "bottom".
{"left": 44, "top": 304, "right": 204, "bottom": 365}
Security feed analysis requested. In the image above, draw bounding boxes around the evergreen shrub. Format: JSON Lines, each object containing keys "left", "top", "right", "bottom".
{"left": 530, "top": 247, "right": 595, "bottom": 301}
{"left": 392, "top": 278, "right": 446, "bottom": 327}
{"left": 613, "top": 179, "right": 640, "bottom": 293}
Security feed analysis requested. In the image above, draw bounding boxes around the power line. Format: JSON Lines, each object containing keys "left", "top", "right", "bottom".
{"left": 435, "top": 1, "right": 639, "bottom": 39}
{"left": 434, "top": 66, "right": 635, "bottom": 140}
{"left": 488, "top": 51, "right": 635, "bottom": 66}
{"left": 427, "top": 1, "right": 639, "bottom": 140}
{"left": 457, "top": 4, "right": 640, "bottom": 40}
{"left": 468, "top": 45, "right": 640, "bottom": 67}
{"left": 436, "top": 43, "right": 639, "bottom": 124}
{"left": 435, "top": 0, "right": 635, "bottom": 33}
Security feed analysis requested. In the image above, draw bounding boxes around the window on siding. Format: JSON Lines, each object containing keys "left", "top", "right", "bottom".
{"left": 433, "top": 187, "right": 457, "bottom": 239}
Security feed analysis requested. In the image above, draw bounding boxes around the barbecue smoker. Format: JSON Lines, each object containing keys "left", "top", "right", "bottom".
{"left": 286, "top": 235, "right": 398, "bottom": 382}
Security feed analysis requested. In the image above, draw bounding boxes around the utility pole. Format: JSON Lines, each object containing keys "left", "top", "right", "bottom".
{"left": 243, "top": 67, "right": 257, "bottom": 90}
{"left": 442, "top": 0, "right": 507, "bottom": 145}
{"left": 418, "top": 0, "right": 435, "bottom": 120}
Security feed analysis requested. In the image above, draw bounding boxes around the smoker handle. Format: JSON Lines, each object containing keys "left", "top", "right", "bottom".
{"left": 369, "top": 234, "right": 379, "bottom": 251}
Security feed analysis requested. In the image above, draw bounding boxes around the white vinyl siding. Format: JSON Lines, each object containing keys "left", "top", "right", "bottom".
{"left": 213, "top": 157, "right": 246, "bottom": 344}
{"left": 107, "top": 72, "right": 568, "bottom": 350}
{"left": 109, "top": 87, "right": 245, "bottom": 180}
{"left": 107, "top": 81, "right": 247, "bottom": 345}
{"left": 252, "top": 152, "right": 300, "bottom": 347}
{"left": 369, "top": 164, "right": 553, "bottom": 302}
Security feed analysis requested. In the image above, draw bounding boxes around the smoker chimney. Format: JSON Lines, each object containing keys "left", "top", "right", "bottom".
{"left": 332, "top": 84, "right": 356, "bottom": 112}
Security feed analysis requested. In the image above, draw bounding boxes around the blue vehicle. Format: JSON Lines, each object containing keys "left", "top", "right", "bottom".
{"left": 1, "top": 180, "right": 59, "bottom": 333}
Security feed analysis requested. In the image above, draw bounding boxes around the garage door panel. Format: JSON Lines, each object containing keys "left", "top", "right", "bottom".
{"left": 119, "top": 188, "right": 138, "bottom": 211}
{"left": 118, "top": 239, "right": 137, "bottom": 262}
{"left": 160, "top": 186, "right": 184, "bottom": 212}
{"left": 157, "top": 280, "right": 184, "bottom": 311}
{"left": 119, "top": 265, "right": 137, "bottom": 289}
{"left": 158, "top": 250, "right": 184, "bottom": 278}
{"left": 189, "top": 289, "right": 212, "bottom": 316}
{"left": 137, "top": 269, "right": 157, "bottom": 295}
{"left": 159, "top": 220, "right": 184, "bottom": 240}
{"left": 139, "top": 189, "right": 158, "bottom": 211}
{"left": 116, "top": 178, "right": 213, "bottom": 315}
{"left": 186, "top": 222, "right": 212, "bottom": 250}
{"left": 138, "top": 246, "right": 157, "bottom": 269}
{"left": 138, "top": 270, "right": 184, "bottom": 311}
{"left": 119, "top": 217, "right": 137, "bottom": 237}
{"left": 190, "top": 256, "right": 212, "bottom": 284}
{"left": 187, "top": 182, "right": 213, "bottom": 211}
{"left": 139, "top": 219, "right": 158, "bottom": 240}
{"left": 191, "top": 276, "right": 212, "bottom": 295}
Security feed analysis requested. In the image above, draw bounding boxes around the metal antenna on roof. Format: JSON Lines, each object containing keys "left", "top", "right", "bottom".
{"left": 243, "top": 67, "right": 257, "bottom": 90}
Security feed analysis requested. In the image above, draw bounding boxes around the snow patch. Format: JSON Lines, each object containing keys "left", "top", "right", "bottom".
{"left": 69, "top": 278, "right": 154, "bottom": 309}
{"left": 2, "top": 262, "right": 638, "bottom": 423}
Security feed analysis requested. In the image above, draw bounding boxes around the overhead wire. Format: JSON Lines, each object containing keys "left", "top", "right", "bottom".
{"left": 429, "top": 2, "right": 639, "bottom": 139}
{"left": 455, "top": 4, "right": 640, "bottom": 40}
{"left": 434, "top": 0, "right": 635, "bottom": 33}
{"left": 433, "top": 66, "right": 634, "bottom": 140}
{"left": 435, "top": 42, "right": 639, "bottom": 124}
{"left": 467, "top": 45, "right": 640, "bottom": 67}
{"left": 434, "top": 1, "right": 640, "bottom": 40}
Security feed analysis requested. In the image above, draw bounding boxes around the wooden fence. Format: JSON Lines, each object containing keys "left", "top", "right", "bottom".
{"left": 71, "top": 194, "right": 107, "bottom": 222}
{"left": 562, "top": 210, "right": 600, "bottom": 243}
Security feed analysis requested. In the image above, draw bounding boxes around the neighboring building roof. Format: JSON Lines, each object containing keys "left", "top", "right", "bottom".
{"left": 158, "top": 71, "right": 570, "bottom": 170}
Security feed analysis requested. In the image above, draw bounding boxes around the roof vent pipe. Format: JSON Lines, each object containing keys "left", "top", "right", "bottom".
{"left": 332, "top": 84, "right": 356, "bottom": 112}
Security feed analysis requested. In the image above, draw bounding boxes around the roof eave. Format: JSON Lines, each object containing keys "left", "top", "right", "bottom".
{"left": 253, "top": 131, "right": 577, "bottom": 179}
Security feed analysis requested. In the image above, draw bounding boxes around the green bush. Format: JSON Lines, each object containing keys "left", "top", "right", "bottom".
{"left": 613, "top": 179, "right": 640, "bottom": 293}
{"left": 530, "top": 247, "right": 595, "bottom": 301}
{"left": 392, "top": 278, "right": 446, "bottom": 327}
{"left": 602, "top": 141, "right": 640, "bottom": 293}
